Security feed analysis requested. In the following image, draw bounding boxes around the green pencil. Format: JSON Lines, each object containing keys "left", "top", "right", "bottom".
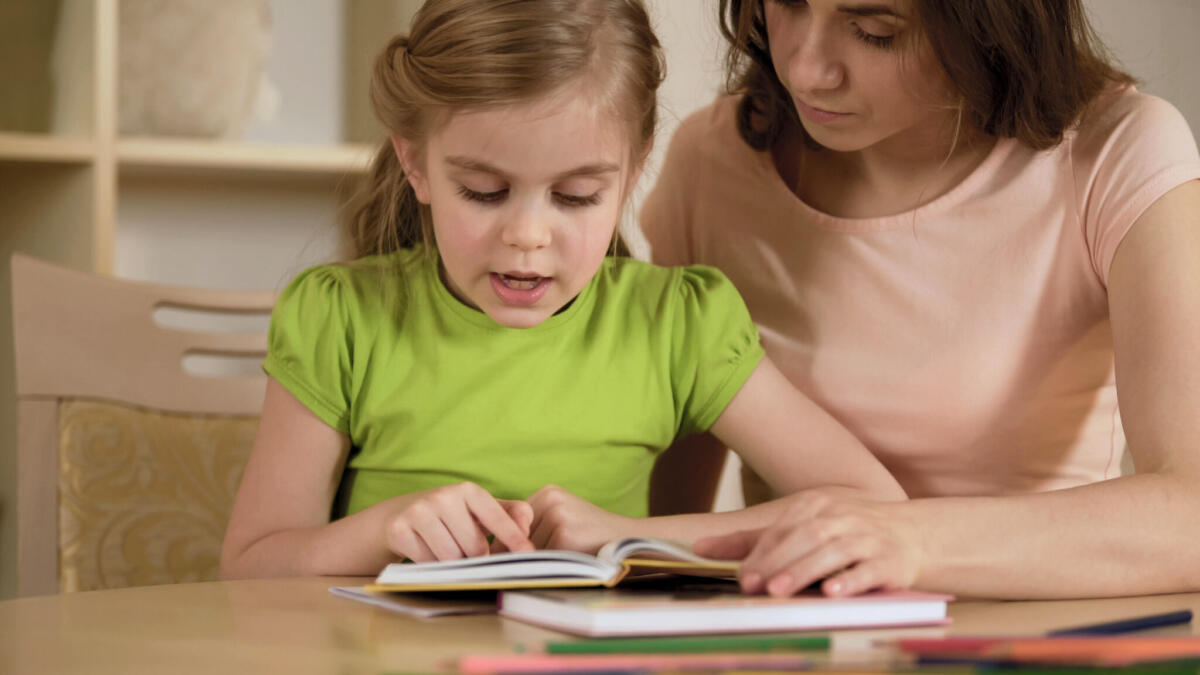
{"left": 530, "top": 634, "right": 830, "bottom": 654}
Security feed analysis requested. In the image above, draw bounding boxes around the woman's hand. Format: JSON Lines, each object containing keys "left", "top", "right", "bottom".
{"left": 525, "top": 485, "right": 635, "bottom": 554}
{"left": 694, "top": 490, "right": 924, "bottom": 597}
{"left": 382, "top": 482, "right": 534, "bottom": 562}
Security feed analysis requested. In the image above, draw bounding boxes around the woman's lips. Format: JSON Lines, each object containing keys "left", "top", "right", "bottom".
{"left": 795, "top": 98, "right": 851, "bottom": 125}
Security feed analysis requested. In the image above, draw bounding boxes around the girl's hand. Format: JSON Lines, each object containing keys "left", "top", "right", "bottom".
{"left": 694, "top": 490, "right": 923, "bottom": 597}
{"left": 525, "top": 485, "right": 634, "bottom": 554}
{"left": 383, "top": 482, "right": 534, "bottom": 562}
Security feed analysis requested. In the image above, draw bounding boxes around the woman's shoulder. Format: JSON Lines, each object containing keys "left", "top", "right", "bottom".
{"left": 1071, "top": 85, "right": 1197, "bottom": 158}
{"left": 668, "top": 95, "right": 747, "bottom": 158}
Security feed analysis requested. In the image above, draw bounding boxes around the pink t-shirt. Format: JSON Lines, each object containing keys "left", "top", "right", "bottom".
{"left": 642, "top": 87, "right": 1200, "bottom": 498}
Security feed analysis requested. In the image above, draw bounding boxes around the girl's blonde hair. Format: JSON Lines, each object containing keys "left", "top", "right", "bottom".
{"left": 343, "top": 0, "right": 665, "bottom": 261}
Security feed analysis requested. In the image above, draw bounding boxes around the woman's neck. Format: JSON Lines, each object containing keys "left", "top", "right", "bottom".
{"left": 775, "top": 120, "right": 995, "bottom": 219}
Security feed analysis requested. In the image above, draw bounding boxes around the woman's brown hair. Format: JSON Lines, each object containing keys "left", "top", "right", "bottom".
{"left": 343, "top": 0, "right": 664, "bottom": 261}
{"left": 719, "top": 0, "right": 1133, "bottom": 152}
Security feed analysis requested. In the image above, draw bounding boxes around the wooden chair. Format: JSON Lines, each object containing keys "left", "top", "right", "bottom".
{"left": 10, "top": 253, "right": 276, "bottom": 596}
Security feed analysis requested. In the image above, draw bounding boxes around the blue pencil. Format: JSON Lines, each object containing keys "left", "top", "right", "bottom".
{"left": 1047, "top": 609, "right": 1193, "bottom": 636}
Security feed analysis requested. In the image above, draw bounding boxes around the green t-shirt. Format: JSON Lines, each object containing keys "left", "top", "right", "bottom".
{"left": 264, "top": 248, "right": 763, "bottom": 518}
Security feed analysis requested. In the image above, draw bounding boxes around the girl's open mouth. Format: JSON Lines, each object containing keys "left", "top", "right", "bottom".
{"left": 490, "top": 272, "right": 551, "bottom": 307}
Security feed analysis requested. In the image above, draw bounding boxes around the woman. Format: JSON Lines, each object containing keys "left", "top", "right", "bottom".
{"left": 642, "top": 0, "right": 1200, "bottom": 599}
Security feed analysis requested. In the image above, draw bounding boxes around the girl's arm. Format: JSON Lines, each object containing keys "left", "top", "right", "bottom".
{"left": 525, "top": 357, "right": 906, "bottom": 552}
{"left": 701, "top": 180, "right": 1200, "bottom": 599}
{"left": 220, "top": 378, "right": 533, "bottom": 579}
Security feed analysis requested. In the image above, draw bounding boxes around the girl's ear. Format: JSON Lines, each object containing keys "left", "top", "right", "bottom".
{"left": 391, "top": 134, "right": 431, "bottom": 204}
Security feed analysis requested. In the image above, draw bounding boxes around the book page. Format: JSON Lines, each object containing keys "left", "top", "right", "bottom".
{"left": 376, "top": 549, "right": 621, "bottom": 585}
{"left": 600, "top": 537, "right": 739, "bottom": 574}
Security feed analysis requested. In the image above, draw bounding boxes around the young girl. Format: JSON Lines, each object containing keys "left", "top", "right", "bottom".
{"left": 219, "top": 0, "right": 905, "bottom": 579}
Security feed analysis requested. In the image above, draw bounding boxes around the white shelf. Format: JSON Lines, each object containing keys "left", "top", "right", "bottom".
{"left": 0, "top": 132, "right": 94, "bottom": 164}
{"left": 117, "top": 138, "right": 375, "bottom": 177}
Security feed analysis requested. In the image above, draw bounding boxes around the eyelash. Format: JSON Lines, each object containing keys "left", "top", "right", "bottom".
{"left": 456, "top": 186, "right": 601, "bottom": 208}
{"left": 853, "top": 24, "right": 896, "bottom": 49}
{"left": 768, "top": 0, "right": 897, "bottom": 50}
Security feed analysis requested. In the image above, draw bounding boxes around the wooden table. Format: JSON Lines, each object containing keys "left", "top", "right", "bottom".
{"left": 1, "top": 578, "right": 1197, "bottom": 673}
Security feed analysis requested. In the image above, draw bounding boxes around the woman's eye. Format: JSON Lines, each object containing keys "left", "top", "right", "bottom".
{"left": 554, "top": 192, "right": 602, "bottom": 207}
{"left": 457, "top": 185, "right": 507, "bottom": 204}
{"left": 853, "top": 25, "right": 896, "bottom": 49}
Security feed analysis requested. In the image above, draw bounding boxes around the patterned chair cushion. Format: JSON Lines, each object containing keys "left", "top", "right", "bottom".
{"left": 57, "top": 399, "right": 258, "bottom": 592}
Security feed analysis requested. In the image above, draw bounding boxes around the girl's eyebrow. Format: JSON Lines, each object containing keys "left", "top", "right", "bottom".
{"left": 445, "top": 156, "right": 620, "bottom": 179}
{"left": 837, "top": 3, "right": 906, "bottom": 19}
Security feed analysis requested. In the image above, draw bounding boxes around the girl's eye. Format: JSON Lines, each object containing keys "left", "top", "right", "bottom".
{"left": 853, "top": 24, "right": 896, "bottom": 49}
{"left": 554, "top": 192, "right": 601, "bottom": 208}
{"left": 770, "top": 0, "right": 805, "bottom": 7}
{"left": 458, "top": 185, "right": 507, "bottom": 204}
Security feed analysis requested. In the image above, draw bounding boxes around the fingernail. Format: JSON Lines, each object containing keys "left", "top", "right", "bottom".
{"left": 741, "top": 572, "right": 762, "bottom": 592}
{"left": 825, "top": 579, "right": 844, "bottom": 596}
{"left": 767, "top": 573, "right": 795, "bottom": 596}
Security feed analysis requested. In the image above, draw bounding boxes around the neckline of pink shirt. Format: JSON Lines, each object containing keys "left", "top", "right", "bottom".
{"left": 752, "top": 134, "right": 1019, "bottom": 233}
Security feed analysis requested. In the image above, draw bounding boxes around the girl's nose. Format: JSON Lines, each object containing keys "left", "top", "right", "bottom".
{"left": 501, "top": 210, "right": 552, "bottom": 251}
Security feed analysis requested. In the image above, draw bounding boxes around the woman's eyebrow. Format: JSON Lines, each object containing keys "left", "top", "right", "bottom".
{"left": 837, "top": 3, "right": 906, "bottom": 20}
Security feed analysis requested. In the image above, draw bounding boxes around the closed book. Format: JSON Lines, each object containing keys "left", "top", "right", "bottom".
{"left": 499, "top": 585, "right": 952, "bottom": 637}
{"left": 366, "top": 537, "right": 737, "bottom": 593}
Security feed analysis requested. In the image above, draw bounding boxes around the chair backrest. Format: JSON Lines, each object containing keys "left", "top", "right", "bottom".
{"left": 11, "top": 253, "right": 276, "bottom": 596}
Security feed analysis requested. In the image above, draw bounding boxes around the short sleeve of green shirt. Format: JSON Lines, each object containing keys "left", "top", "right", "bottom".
{"left": 262, "top": 265, "right": 357, "bottom": 433}
{"left": 669, "top": 265, "right": 765, "bottom": 437}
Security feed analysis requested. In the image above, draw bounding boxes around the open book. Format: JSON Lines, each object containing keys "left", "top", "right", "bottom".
{"left": 365, "top": 537, "right": 738, "bottom": 592}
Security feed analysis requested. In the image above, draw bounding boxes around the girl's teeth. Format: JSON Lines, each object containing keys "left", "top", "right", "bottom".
{"left": 502, "top": 276, "right": 540, "bottom": 290}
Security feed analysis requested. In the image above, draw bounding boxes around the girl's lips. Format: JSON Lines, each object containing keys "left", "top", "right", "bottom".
{"left": 490, "top": 272, "right": 551, "bottom": 307}
{"left": 795, "top": 98, "right": 851, "bottom": 125}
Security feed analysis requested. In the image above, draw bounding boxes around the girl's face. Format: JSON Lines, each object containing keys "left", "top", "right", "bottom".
{"left": 764, "top": 0, "right": 955, "bottom": 153}
{"left": 398, "top": 90, "right": 638, "bottom": 329}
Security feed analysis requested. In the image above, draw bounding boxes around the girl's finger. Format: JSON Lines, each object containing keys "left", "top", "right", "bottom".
{"left": 386, "top": 519, "right": 438, "bottom": 563}
{"left": 499, "top": 498, "right": 535, "bottom": 536}
{"left": 413, "top": 514, "right": 468, "bottom": 561}
{"left": 529, "top": 511, "right": 561, "bottom": 550}
{"left": 438, "top": 500, "right": 491, "bottom": 559}
{"left": 467, "top": 490, "right": 534, "bottom": 554}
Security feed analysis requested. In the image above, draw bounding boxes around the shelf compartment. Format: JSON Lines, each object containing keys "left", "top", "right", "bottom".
{"left": 117, "top": 138, "right": 375, "bottom": 177}
{"left": 0, "top": 132, "right": 94, "bottom": 164}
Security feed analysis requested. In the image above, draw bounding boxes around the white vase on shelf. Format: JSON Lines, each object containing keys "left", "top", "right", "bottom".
{"left": 118, "top": 0, "right": 278, "bottom": 139}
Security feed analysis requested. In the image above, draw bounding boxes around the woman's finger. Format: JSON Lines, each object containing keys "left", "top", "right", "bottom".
{"left": 821, "top": 559, "right": 893, "bottom": 598}
{"left": 760, "top": 534, "right": 880, "bottom": 597}
{"left": 743, "top": 512, "right": 863, "bottom": 577}
{"left": 693, "top": 528, "right": 762, "bottom": 560}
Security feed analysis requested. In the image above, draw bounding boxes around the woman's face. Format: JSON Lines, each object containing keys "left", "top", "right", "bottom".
{"left": 764, "top": 0, "right": 956, "bottom": 153}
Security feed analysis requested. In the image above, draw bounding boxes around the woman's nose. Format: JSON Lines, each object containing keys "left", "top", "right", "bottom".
{"left": 785, "top": 26, "right": 845, "bottom": 94}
